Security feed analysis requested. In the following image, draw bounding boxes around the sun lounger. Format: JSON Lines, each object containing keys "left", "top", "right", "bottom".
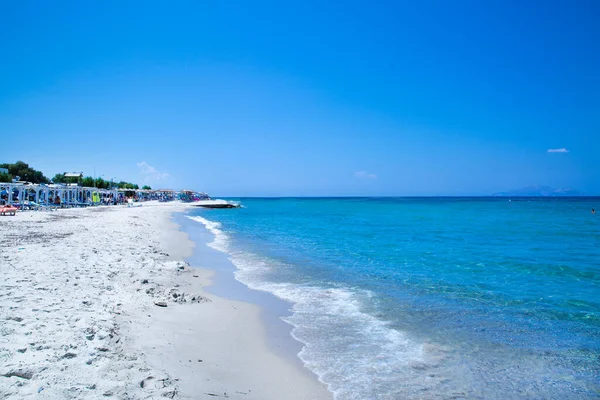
{"left": 11, "top": 202, "right": 29, "bottom": 211}
{"left": 29, "top": 201, "right": 58, "bottom": 211}
{"left": 0, "top": 205, "right": 18, "bottom": 216}
{"left": 64, "top": 201, "right": 88, "bottom": 208}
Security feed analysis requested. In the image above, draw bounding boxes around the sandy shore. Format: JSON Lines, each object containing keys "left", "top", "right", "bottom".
{"left": 0, "top": 202, "right": 331, "bottom": 399}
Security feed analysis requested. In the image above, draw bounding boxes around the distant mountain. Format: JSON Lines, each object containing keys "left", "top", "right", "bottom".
{"left": 493, "top": 185, "right": 583, "bottom": 197}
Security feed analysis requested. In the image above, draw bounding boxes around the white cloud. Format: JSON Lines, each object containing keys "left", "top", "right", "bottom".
{"left": 547, "top": 148, "right": 569, "bottom": 153}
{"left": 355, "top": 171, "right": 377, "bottom": 179}
{"left": 137, "top": 162, "right": 169, "bottom": 181}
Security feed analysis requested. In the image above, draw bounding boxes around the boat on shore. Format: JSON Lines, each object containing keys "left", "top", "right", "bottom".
{"left": 191, "top": 199, "right": 241, "bottom": 209}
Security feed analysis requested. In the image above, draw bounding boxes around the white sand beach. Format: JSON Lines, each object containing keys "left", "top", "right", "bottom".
{"left": 0, "top": 203, "right": 331, "bottom": 399}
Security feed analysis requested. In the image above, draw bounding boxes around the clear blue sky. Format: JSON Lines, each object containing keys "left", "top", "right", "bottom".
{"left": 1, "top": 0, "right": 598, "bottom": 196}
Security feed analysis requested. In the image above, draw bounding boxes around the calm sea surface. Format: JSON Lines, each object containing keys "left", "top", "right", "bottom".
{"left": 187, "top": 197, "right": 600, "bottom": 399}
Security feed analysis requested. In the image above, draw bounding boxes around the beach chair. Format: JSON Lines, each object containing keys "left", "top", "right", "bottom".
{"left": 0, "top": 205, "right": 18, "bottom": 216}
{"left": 30, "top": 201, "right": 58, "bottom": 211}
{"left": 42, "top": 201, "right": 59, "bottom": 211}
{"left": 11, "top": 202, "right": 28, "bottom": 211}
{"left": 66, "top": 200, "right": 87, "bottom": 208}
{"left": 24, "top": 201, "right": 41, "bottom": 211}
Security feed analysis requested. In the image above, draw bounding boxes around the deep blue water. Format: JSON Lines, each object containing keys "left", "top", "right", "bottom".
{"left": 187, "top": 197, "right": 600, "bottom": 399}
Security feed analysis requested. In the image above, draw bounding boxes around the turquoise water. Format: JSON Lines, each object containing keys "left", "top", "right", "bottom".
{"left": 187, "top": 197, "right": 600, "bottom": 399}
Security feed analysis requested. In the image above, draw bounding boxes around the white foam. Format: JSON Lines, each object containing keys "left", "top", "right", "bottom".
{"left": 232, "top": 263, "right": 428, "bottom": 398}
{"left": 187, "top": 215, "right": 229, "bottom": 252}
{"left": 186, "top": 214, "right": 445, "bottom": 399}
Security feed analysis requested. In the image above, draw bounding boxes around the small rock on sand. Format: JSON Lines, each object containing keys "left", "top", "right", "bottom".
{"left": 154, "top": 301, "right": 168, "bottom": 307}
{"left": 3, "top": 370, "right": 34, "bottom": 380}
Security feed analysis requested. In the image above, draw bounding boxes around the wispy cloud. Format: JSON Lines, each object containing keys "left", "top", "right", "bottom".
{"left": 137, "top": 162, "right": 169, "bottom": 181}
{"left": 355, "top": 171, "right": 377, "bottom": 179}
{"left": 547, "top": 148, "right": 569, "bottom": 153}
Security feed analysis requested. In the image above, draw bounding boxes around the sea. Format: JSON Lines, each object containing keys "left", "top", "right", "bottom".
{"left": 184, "top": 197, "right": 600, "bottom": 399}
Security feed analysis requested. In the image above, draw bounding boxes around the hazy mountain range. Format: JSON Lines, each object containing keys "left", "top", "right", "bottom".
{"left": 493, "top": 185, "right": 584, "bottom": 197}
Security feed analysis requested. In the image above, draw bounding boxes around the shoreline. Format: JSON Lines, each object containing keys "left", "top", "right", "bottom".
{"left": 174, "top": 212, "right": 314, "bottom": 377}
{"left": 0, "top": 203, "right": 331, "bottom": 399}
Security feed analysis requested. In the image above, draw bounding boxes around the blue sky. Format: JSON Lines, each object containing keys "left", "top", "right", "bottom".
{"left": 1, "top": 0, "right": 598, "bottom": 196}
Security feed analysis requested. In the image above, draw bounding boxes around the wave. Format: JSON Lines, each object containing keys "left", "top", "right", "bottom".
{"left": 185, "top": 215, "right": 459, "bottom": 399}
{"left": 187, "top": 216, "right": 229, "bottom": 252}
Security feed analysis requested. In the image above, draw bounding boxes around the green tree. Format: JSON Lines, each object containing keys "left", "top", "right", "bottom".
{"left": 142, "top": 185, "right": 151, "bottom": 190}
{"left": 0, "top": 161, "right": 49, "bottom": 183}
{"left": 52, "top": 173, "right": 66, "bottom": 183}
{"left": 0, "top": 172, "right": 12, "bottom": 182}
{"left": 94, "top": 177, "right": 107, "bottom": 189}
{"left": 81, "top": 176, "right": 95, "bottom": 187}
{"left": 52, "top": 173, "right": 84, "bottom": 185}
